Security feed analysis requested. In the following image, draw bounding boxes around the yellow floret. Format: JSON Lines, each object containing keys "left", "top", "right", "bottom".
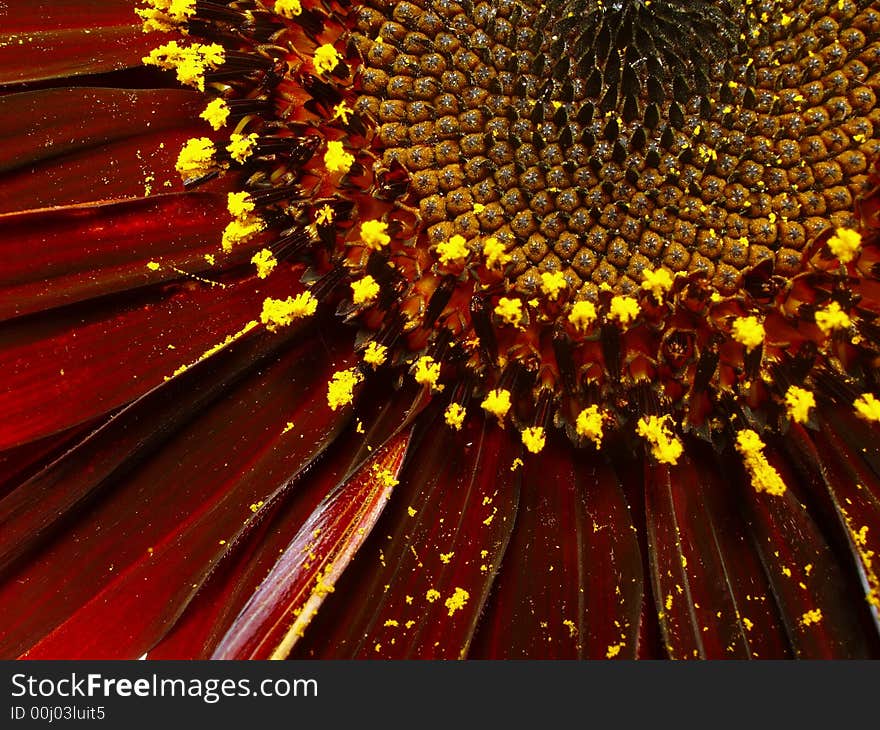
{"left": 227, "top": 191, "right": 255, "bottom": 219}
{"left": 313, "top": 43, "right": 342, "bottom": 75}
{"left": 521, "top": 426, "right": 546, "bottom": 454}
{"left": 351, "top": 275, "right": 380, "bottom": 306}
{"left": 814, "top": 301, "right": 851, "bottom": 336}
{"left": 200, "top": 98, "right": 230, "bottom": 130}
{"left": 435, "top": 234, "right": 470, "bottom": 266}
{"left": 826, "top": 227, "right": 862, "bottom": 264}
{"left": 636, "top": 415, "right": 683, "bottom": 465}
{"left": 540, "top": 271, "right": 567, "bottom": 301}
{"left": 731, "top": 315, "right": 765, "bottom": 351}
{"left": 854, "top": 393, "right": 880, "bottom": 423}
{"left": 481, "top": 389, "right": 511, "bottom": 420}
{"left": 735, "top": 429, "right": 786, "bottom": 497}
{"left": 784, "top": 386, "right": 815, "bottom": 424}
{"left": 260, "top": 292, "right": 318, "bottom": 332}
{"left": 444, "top": 403, "right": 467, "bottom": 431}
{"left": 324, "top": 140, "right": 354, "bottom": 174}
{"left": 359, "top": 219, "right": 390, "bottom": 250}
{"left": 641, "top": 267, "right": 674, "bottom": 302}
{"left": 275, "top": 0, "right": 302, "bottom": 17}
{"left": 413, "top": 356, "right": 442, "bottom": 391}
{"left": 250, "top": 249, "right": 277, "bottom": 279}
{"left": 494, "top": 297, "right": 524, "bottom": 327}
{"left": 175, "top": 137, "right": 216, "bottom": 179}
{"left": 609, "top": 295, "right": 639, "bottom": 326}
{"left": 227, "top": 133, "right": 258, "bottom": 163}
{"left": 482, "top": 236, "right": 511, "bottom": 270}
{"left": 362, "top": 341, "right": 388, "bottom": 368}
{"left": 568, "top": 300, "right": 597, "bottom": 332}
{"left": 327, "top": 368, "right": 362, "bottom": 410}
{"left": 576, "top": 405, "right": 604, "bottom": 448}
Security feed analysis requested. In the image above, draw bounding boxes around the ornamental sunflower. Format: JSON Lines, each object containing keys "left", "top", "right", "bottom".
{"left": 1, "top": 0, "right": 879, "bottom": 659}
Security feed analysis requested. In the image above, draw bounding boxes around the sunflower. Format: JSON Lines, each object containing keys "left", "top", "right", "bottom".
{"left": 0, "top": 0, "right": 879, "bottom": 660}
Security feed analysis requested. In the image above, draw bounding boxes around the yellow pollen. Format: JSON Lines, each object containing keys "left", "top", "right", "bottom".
{"left": 481, "top": 389, "right": 511, "bottom": 421}
{"left": 351, "top": 275, "right": 380, "bottom": 306}
{"left": 800, "top": 609, "right": 823, "bottom": 627}
{"left": 444, "top": 403, "right": 467, "bottom": 431}
{"left": 814, "top": 301, "right": 851, "bottom": 335}
{"left": 521, "top": 426, "right": 546, "bottom": 454}
{"left": 250, "top": 249, "right": 276, "bottom": 279}
{"left": 444, "top": 587, "right": 470, "bottom": 617}
{"left": 200, "top": 98, "right": 230, "bottom": 130}
{"left": 227, "top": 191, "right": 255, "bottom": 219}
{"left": 575, "top": 405, "right": 605, "bottom": 448}
{"left": 731, "top": 316, "right": 765, "bottom": 351}
{"left": 494, "top": 297, "right": 524, "bottom": 327}
{"left": 143, "top": 41, "right": 224, "bottom": 91}
{"left": 539, "top": 271, "right": 567, "bottom": 300}
{"left": 568, "top": 300, "right": 597, "bottom": 332}
{"left": 324, "top": 140, "right": 354, "bottom": 174}
{"left": 175, "top": 137, "right": 215, "bottom": 179}
{"left": 332, "top": 101, "right": 353, "bottom": 124}
{"left": 826, "top": 227, "right": 862, "bottom": 264}
{"left": 313, "top": 43, "right": 342, "bottom": 75}
{"left": 609, "top": 296, "right": 639, "bottom": 327}
{"left": 146, "top": 261, "right": 160, "bottom": 271}
{"left": 435, "top": 234, "right": 470, "bottom": 266}
{"left": 362, "top": 341, "right": 388, "bottom": 368}
{"left": 640, "top": 267, "right": 674, "bottom": 302}
{"left": 426, "top": 589, "right": 441, "bottom": 603}
{"left": 359, "top": 219, "right": 390, "bottom": 250}
{"left": 482, "top": 236, "right": 511, "bottom": 270}
{"left": 413, "top": 356, "right": 442, "bottom": 391}
{"left": 854, "top": 393, "right": 880, "bottom": 423}
{"left": 221, "top": 216, "right": 264, "bottom": 252}
{"left": 227, "top": 133, "right": 258, "bottom": 163}
{"left": 327, "top": 368, "right": 362, "bottom": 410}
{"left": 260, "top": 292, "right": 318, "bottom": 331}
{"left": 275, "top": 0, "right": 302, "bottom": 18}
{"left": 735, "top": 430, "right": 786, "bottom": 497}
{"left": 784, "top": 386, "right": 815, "bottom": 424}
{"left": 315, "top": 204, "right": 334, "bottom": 226}
{"left": 636, "top": 416, "right": 683, "bottom": 465}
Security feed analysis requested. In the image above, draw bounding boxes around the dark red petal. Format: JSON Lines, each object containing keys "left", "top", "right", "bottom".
{"left": 289, "top": 411, "right": 521, "bottom": 659}
{"left": 469, "top": 437, "right": 643, "bottom": 659}
{"left": 211, "top": 428, "right": 414, "bottom": 659}
{"left": 0, "top": 318, "right": 353, "bottom": 658}
{"left": 0, "top": 2, "right": 158, "bottom": 85}
{"left": 0, "top": 87, "right": 200, "bottom": 175}
{"left": 790, "top": 411, "right": 880, "bottom": 632}
{"left": 645, "top": 444, "right": 791, "bottom": 659}
{"left": 0, "top": 193, "right": 253, "bottom": 321}
{"left": 0, "top": 265, "right": 303, "bottom": 450}
{"left": 148, "top": 381, "right": 427, "bottom": 659}
{"left": 732, "top": 437, "right": 878, "bottom": 658}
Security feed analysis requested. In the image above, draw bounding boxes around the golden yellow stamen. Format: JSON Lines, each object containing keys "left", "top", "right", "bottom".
{"left": 636, "top": 415, "right": 683, "bottom": 465}
{"left": 435, "top": 234, "right": 470, "bottom": 266}
{"left": 324, "top": 140, "right": 354, "bottom": 174}
{"left": 539, "top": 271, "right": 567, "bottom": 301}
{"left": 313, "top": 44, "right": 342, "bottom": 75}
{"left": 609, "top": 296, "right": 639, "bottom": 327}
{"left": 854, "top": 393, "right": 880, "bottom": 423}
{"left": 481, "top": 389, "right": 511, "bottom": 421}
{"left": 521, "top": 426, "right": 546, "bottom": 454}
{"left": 735, "top": 429, "right": 786, "bottom": 497}
{"left": 351, "top": 275, "right": 380, "bottom": 306}
{"left": 200, "top": 98, "right": 230, "bottom": 130}
{"left": 175, "top": 137, "right": 216, "bottom": 179}
{"left": 568, "top": 301, "right": 597, "bottom": 332}
{"left": 250, "top": 249, "right": 277, "bottom": 279}
{"left": 444, "top": 403, "right": 467, "bottom": 431}
{"left": 784, "top": 386, "right": 815, "bottom": 424}
{"left": 327, "top": 368, "right": 362, "bottom": 410}
{"left": 413, "top": 356, "right": 442, "bottom": 391}
{"left": 362, "top": 341, "right": 388, "bottom": 368}
{"left": 227, "top": 133, "right": 258, "bottom": 163}
{"left": 731, "top": 316, "right": 765, "bottom": 351}
{"left": 575, "top": 405, "right": 604, "bottom": 448}
{"left": 640, "top": 267, "right": 674, "bottom": 302}
{"left": 494, "top": 297, "right": 524, "bottom": 328}
{"left": 260, "top": 292, "right": 318, "bottom": 331}
{"left": 359, "top": 219, "right": 391, "bottom": 250}
{"left": 814, "top": 301, "right": 851, "bottom": 335}
{"left": 826, "top": 227, "right": 862, "bottom": 264}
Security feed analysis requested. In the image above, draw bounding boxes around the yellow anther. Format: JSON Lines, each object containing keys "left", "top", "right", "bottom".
{"left": 576, "top": 405, "right": 604, "bottom": 448}
{"left": 200, "top": 98, "right": 230, "bottom": 130}
{"left": 435, "top": 234, "right": 470, "bottom": 266}
{"left": 444, "top": 403, "right": 467, "bottom": 431}
{"left": 313, "top": 43, "right": 341, "bottom": 75}
{"left": 324, "top": 140, "right": 354, "bottom": 174}
{"left": 731, "top": 316, "right": 765, "bottom": 351}
{"left": 227, "top": 133, "right": 258, "bottom": 163}
{"left": 351, "top": 275, "right": 380, "bottom": 306}
{"left": 854, "top": 393, "right": 880, "bottom": 423}
{"left": 481, "top": 389, "right": 511, "bottom": 420}
{"left": 784, "top": 386, "right": 815, "bottom": 424}
{"left": 482, "top": 236, "right": 510, "bottom": 270}
{"left": 413, "top": 356, "right": 442, "bottom": 391}
{"left": 640, "top": 267, "right": 674, "bottom": 302}
{"left": 539, "top": 271, "right": 567, "bottom": 301}
{"left": 568, "top": 300, "right": 597, "bottom": 332}
{"left": 814, "top": 301, "right": 851, "bottom": 335}
{"left": 826, "top": 227, "right": 862, "bottom": 264}
{"left": 250, "top": 249, "right": 276, "bottom": 279}
{"left": 175, "top": 137, "right": 216, "bottom": 179}
{"left": 494, "top": 297, "right": 524, "bottom": 327}
{"left": 359, "top": 219, "right": 391, "bottom": 250}
{"left": 735, "top": 430, "right": 786, "bottom": 496}
{"left": 636, "top": 415, "right": 683, "bottom": 465}
{"left": 363, "top": 341, "right": 388, "bottom": 368}
{"left": 609, "top": 296, "right": 639, "bottom": 327}
{"left": 260, "top": 292, "right": 318, "bottom": 331}
{"left": 521, "top": 426, "right": 546, "bottom": 454}
{"left": 327, "top": 368, "right": 362, "bottom": 410}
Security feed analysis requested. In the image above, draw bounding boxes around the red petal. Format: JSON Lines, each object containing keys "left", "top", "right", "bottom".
{"left": 469, "top": 437, "right": 643, "bottom": 659}
{"left": 791, "top": 411, "right": 880, "bottom": 632}
{"left": 645, "top": 444, "right": 791, "bottom": 659}
{"left": 0, "top": 193, "right": 252, "bottom": 321}
{"left": 0, "top": 2, "right": 159, "bottom": 85}
{"left": 211, "top": 428, "right": 414, "bottom": 659}
{"left": 733, "top": 436, "right": 878, "bottom": 658}
{"left": 148, "top": 381, "right": 427, "bottom": 659}
{"left": 0, "top": 319, "right": 353, "bottom": 658}
{"left": 289, "top": 411, "right": 522, "bottom": 659}
{"left": 0, "top": 265, "right": 304, "bottom": 450}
